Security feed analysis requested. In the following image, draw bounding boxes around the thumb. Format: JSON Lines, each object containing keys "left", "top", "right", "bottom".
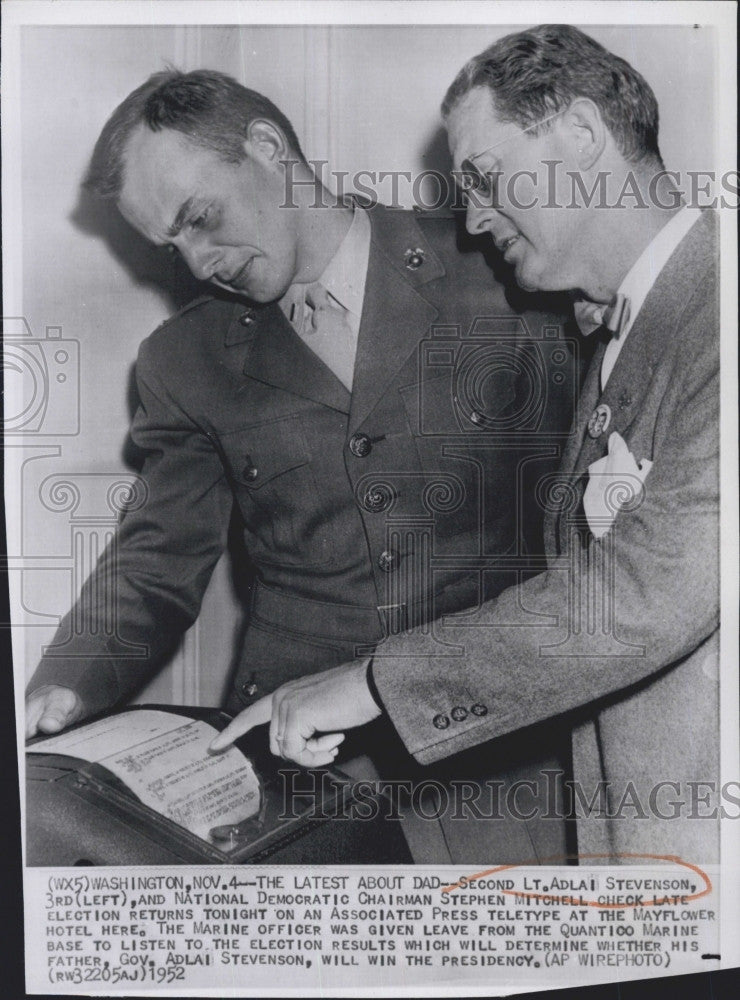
{"left": 37, "top": 689, "right": 82, "bottom": 735}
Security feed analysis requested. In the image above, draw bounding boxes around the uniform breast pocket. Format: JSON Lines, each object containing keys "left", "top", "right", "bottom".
{"left": 219, "top": 414, "right": 332, "bottom": 568}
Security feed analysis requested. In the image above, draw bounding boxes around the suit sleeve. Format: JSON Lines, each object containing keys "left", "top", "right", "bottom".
{"left": 26, "top": 336, "right": 234, "bottom": 717}
{"left": 373, "top": 285, "right": 719, "bottom": 764}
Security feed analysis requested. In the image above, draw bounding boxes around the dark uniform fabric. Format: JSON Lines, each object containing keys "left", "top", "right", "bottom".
{"left": 28, "top": 204, "right": 581, "bottom": 862}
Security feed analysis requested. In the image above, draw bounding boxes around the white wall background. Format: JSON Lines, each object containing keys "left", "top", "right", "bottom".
{"left": 8, "top": 24, "right": 717, "bottom": 707}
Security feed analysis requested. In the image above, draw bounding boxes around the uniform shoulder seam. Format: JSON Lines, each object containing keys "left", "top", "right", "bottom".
{"left": 153, "top": 294, "right": 216, "bottom": 333}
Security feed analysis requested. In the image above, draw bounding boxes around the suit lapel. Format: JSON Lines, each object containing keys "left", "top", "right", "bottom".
{"left": 348, "top": 206, "right": 443, "bottom": 430}
{"left": 548, "top": 337, "right": 605, "bottom": 552}
{"left": 559, "top": 338, "right": 607, "bottom": 479}
{"left": 224, "top": 299, "right": 351, "bottom": 413}
{"left": 553, "top": 210, "right": 716, "bottom": 550}
{"left": 569, "top": 211, "right": 717, "bottom": 478}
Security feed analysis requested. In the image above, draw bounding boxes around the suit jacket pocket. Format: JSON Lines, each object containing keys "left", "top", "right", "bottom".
{"left": 219, "top": 414, "right": 334, "bottom": 568}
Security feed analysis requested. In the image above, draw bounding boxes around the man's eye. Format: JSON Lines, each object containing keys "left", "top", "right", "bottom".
{"left": 189, "top": 208, "right": 211, "bottom": 230}
{"left": 456, "top": 167, "right": 481, "bottom": 193}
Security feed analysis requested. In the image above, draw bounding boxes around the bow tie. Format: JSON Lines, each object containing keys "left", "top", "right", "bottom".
{"left": 573, "top": 292, "right": 631, "bottom": 338}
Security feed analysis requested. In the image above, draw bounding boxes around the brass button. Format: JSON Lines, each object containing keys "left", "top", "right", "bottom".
{"left": 470, "top": 703, "right": 488, "bottom": 717}
{"left": 451, "top": 706, "right": 468, "bottom": 722}
{"left": 363, "top": 488, "right": 391, "bottom": 513}
{"left": 378, "top": 549, "right": 400, "bottom": 573}
{"left": 349, "top": 433, "right": 372, "bottom": 458}
{"left": 404, "top": 247, "right": 425, "bottom": 270}
{"left": 242, "top": 462, "right": 258, "bottom": 481}
{"left": 241, "top": 680, "right": 258, "bottom": 696}
{"left": 432, "top": 714, "right": 450, "bottom": 730}
{"left": 238, "top": 308, "right": 257, "bottom": 327}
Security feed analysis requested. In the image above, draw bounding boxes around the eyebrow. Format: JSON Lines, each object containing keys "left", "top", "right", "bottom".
{"left": 166, "top": 197, "right": 195, "bottom": 238}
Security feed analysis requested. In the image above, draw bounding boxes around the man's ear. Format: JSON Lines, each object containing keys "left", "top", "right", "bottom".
{"left": 241, "top": 118, "right": 289, "bottom": 166}
{"left": 563, "top": 97, "right": 607, "bottom": 170}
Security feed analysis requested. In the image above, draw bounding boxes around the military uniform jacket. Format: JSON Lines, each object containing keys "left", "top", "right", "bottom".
{"left": 28, "top": 205, "right": 576, "bottom": 732}
{"left": 373, "top": 211, "right": 720, "bottom": 862}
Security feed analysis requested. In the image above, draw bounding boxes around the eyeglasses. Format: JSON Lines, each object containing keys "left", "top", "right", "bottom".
{"left": 456, "top": 109, "right": 565, "bottom": 203}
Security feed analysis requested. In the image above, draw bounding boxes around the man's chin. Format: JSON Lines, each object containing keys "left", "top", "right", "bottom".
{"left": 512, "top": 265, "right": 540, "bottom": 294}
{"left": 211, "top": 279, "right": 273, "bottom": 304}
{"left": 513, "top": 260, "right": 559, "bottom": 295}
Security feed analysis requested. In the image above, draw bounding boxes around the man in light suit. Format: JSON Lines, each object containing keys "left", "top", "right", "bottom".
{"left": 217, "top": 26, "right": 721, "bottom": 863}
{"left": 25, "top": 69, "right": 578, "bottom": 862}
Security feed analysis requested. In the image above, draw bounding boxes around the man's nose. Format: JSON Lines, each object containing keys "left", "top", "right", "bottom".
{"left": 465, "top": 201, "right": 499, "bottom": 237}
{"left": 180, "top": 242, "right": 222, "bottom": 282}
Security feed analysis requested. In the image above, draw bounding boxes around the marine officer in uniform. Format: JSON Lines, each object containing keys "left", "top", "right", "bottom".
{"left": 26, "top": 69, "right": 577, "bottom": 862}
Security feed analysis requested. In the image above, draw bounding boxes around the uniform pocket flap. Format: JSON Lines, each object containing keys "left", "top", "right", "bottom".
{"left": 220, "top": 415, "right": 311, "bottom": 488}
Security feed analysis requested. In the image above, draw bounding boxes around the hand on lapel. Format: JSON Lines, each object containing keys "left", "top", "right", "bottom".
{"left": 584, "top": 432, "right": 653, "bottom": 540}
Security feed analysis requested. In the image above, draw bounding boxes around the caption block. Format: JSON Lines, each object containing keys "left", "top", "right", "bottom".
{"left": 26, "top": 864, "right": 720, "bottom": 992}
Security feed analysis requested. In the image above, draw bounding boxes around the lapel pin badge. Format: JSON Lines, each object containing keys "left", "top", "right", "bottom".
{"left": 587, "top": 403, "right": 612, "bottom": 439}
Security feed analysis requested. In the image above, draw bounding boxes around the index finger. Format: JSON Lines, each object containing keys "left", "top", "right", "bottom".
{"left": 208, "top": 695, "right": 273, "bottom": 752}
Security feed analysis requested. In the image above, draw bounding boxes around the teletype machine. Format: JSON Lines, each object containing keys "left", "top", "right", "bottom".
{"left": 26, "top": 706, "right": 411, "bottom": 865}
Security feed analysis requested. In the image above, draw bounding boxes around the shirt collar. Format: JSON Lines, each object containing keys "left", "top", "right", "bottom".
{"left": 278, "top": 206, "right": 371, "bottom": 330}
{"left": 615, "top": 206, "right": 703, "bottom": 337}
{"left": 316, "top": 205, "right": 371, "bottom": 318}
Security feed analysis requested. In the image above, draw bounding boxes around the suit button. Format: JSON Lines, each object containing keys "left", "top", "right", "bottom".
{"left": 349, "top": 433, "right": 372, "bottom": 457}
{"left": 432, "top": 714, "right": 450, "bottom": 730}
{"left": 378, "top": 549, "right": 400, "bottom": 572}
{"left": 470, "top": 703, "right": 488, "bottom": 717}
{"left": 451, "top": 706, "right": 468, "bottom": 722}
{"left": 241, "top": 679, "right": 258, "bottom": 696}
{"left": 242, "top": 463, "right": 258, "bottom": 481}
{"left": 238, "top": 308, "right": 257, "bottom": 326}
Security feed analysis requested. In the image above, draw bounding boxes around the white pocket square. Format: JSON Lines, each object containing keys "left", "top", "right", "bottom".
{"left": 584, "top": 431, "right": 653, "bottom": 540}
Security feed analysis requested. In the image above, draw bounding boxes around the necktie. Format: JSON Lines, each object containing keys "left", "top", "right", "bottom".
{"left": 302, "top": 282, "right": 356, "bottom": 390}
{"left": 573, "top": 292, "right": 631, "bottom": 338}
